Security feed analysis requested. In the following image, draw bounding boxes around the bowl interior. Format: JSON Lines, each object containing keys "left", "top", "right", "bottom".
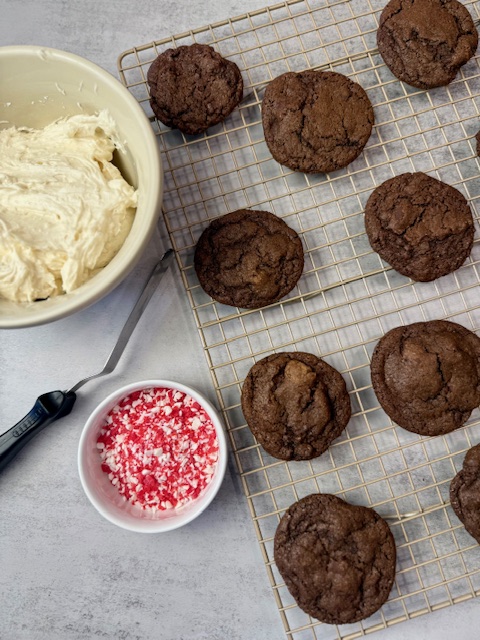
{"left": 78, "top": 380, "right": 228, "bottom": 533}
{"left": 0, "top": 46, "right": 163, "bottom": 328}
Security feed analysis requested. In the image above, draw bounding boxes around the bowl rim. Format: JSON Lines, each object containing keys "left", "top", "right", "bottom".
{"left": 0, "top": 45, "right": 163, "bottom": 329}
{"left": 77, "top": 379, "right": 228, "bottom": 533}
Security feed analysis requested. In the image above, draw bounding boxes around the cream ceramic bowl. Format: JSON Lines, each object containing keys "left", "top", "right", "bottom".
{"left": 78, "top": 380, "right": 228, "bottom": 533}
{"left": 0, "top": 45, "right": 163, "bottom": 328}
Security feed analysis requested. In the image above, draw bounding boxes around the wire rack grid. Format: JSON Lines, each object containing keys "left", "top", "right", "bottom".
{"left": 118, "top": 0, "right": 480, "bottom": 638}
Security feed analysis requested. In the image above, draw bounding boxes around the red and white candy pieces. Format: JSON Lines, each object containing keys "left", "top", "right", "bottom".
{"left": 78, "top": 380, "right": 227, "bottom": 533}
{"left": 97, "top": 387, "right": 219, "bottom": 511}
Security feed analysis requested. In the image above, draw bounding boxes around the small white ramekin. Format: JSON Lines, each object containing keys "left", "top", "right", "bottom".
{"left": 78, "top": 380, "right": 228, "bottom": 533}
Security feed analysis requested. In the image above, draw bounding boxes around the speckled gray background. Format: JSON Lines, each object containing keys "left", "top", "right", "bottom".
{"left": 1, "top": 1, "right": 479, "bottom": 639}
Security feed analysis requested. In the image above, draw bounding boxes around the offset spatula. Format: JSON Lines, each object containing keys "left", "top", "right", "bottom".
{"left": 0, "top": 249, "right": 174, "bottom": 473}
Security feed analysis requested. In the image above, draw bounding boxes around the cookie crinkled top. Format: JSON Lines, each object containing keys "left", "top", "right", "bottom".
{"left": 194, "top": 209, "right": 304, "bottom": 309}
{"left": 274, "top": 493, "right": 396, "bottom": 624}
{"left": 241, "top": 352, "right": 351, "bottom": 460}
{"left": 262, "top": 70, "right": 374, "bottom": 173}
{"left": 147, "top": 43, "right": 243, "bottom": 135}
{"left": 365, "top": 172, "right": 474, "bottom": 282}
{"left": 371, "top": 320, "right": 480, "bottom": 436}
{"left": 450, "top": 444, "right": 480, "bottom": 544}
{"left": 377, "top": 0, "right": 478, "bottom": 89}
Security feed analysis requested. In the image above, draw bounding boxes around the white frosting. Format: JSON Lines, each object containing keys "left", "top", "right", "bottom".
{"left": 0, "top": 110, "right": 137, "bottom": 302}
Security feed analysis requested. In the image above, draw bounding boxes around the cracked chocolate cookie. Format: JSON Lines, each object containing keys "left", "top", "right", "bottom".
{"left": 274, "top": 493, "right": 397, "bottom": 624}
{"left": 261, "top": 70, "right": 374, "bottom": 173}
{"left": 194, "top": 209, "right": 304, "bottom": 309}
{"left": 147, "top": 43, "right": 243, "bottom": 135}
{"left": 371, "top": 320, "right": 480, "bottom": 437}
{"left": 241, "top": 352, "right": 351, "bottom": 460}
{"left": 377, "top": 0, "right": 478, "bottom": 89}
{"left": 365, "top": 172, "right": 474, "bottom": 282}
{"left": 450, "top": 443, "right": 480, "bottom": 544}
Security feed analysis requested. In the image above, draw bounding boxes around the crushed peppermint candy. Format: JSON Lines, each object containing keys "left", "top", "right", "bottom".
{"left": 96, "top": 387, "right": 219, "bottom": 511}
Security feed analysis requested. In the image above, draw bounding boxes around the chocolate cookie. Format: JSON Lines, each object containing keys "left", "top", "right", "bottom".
{"left": 147, "top": 43, "right": 243, "bottom": 135}
{"left": 365, "top": 172, "right": 474, "bottom": 282}
{"left": 450, "top": 443, "right": 480, "bottom": 544}
{"left": 274, "top": 494, "right": 396, "bottom": 624}
{"left": 377, "top": 0, "right": 478, "bottom": 89}
{"left": 261, "top": 70, "right": 374, "bottom": 173}
{"left": 476, "top": 129, "right": 480, "bottom": 156}
{"left": 241, "top": 352, "right": 351, "bottom": 460}
{"left": 371, "top": 320, "right": 480, "bottom": 437}
{"left": 194, "top": 209, "right": 304, "bottom": 309}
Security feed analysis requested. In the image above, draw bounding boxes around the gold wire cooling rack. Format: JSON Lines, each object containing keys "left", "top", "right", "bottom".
{"left": 118, "top": 0, "right": 480, "bottom": 637}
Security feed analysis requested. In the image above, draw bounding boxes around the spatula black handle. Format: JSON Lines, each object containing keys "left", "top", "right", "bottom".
{"left": 0, "top": 391, "right": 76, "bottom": 473}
